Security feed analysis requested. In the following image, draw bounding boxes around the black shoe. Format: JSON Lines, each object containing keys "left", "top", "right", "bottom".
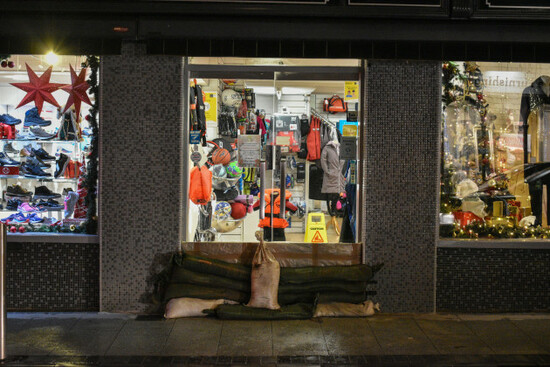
{"left": 33, "top": 186, "right": 61, "bottom": 200}
{"left": 6, "top": 199, "right": 22, "bottom": 210}
{"left": 32, "top": 148, "right": 55, "bottom": 161}
{"left": 55, "top": 154, "right": 69, "bottom": 179}
{"left": 6, "top": 184, "right": 31, "bottom": 197}
{"left": 27, "top": 156, "right": 50, "bottom": 169}
{"left": 22, "top": 163, "right": 50, "bottom": 178}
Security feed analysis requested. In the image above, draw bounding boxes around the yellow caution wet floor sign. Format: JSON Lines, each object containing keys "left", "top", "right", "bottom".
{"left": 304, "top": 212, "right": 328, "bottom": 243}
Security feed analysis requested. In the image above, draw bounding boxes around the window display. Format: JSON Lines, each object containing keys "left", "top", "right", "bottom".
{"left": 186, "top": 65, "right": 360, "bottom": 243}
{"left": 440, "top": 61, "right": 550, "bottom": 239}
{"left": 0, "top": 55, "right": 98, "bottom": 234}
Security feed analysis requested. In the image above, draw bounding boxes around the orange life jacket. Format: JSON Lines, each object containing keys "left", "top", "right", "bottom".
{"left": 306, "top": 116, "right": 321, "bottom": 161}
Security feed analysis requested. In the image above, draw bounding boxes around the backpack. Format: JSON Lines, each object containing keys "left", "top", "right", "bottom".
{"left": 323, "top": 95, "right": 348, "bottom": 114}
{"left": 189, "top": 165, "right": 212, "bottom": 205}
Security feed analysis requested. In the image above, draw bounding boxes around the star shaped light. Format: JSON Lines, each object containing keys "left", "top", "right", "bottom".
{"left": 11, "top": 63, "right": 66, "bottom": 114}
{"left": 61, "top": 65, "right": 91, "bottom": 117}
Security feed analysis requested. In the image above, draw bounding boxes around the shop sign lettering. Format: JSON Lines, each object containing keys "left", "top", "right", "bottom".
{"left": 483, "top": 71, "right": 531, "bottom": 94}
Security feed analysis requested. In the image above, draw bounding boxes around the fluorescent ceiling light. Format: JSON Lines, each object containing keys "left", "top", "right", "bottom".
{"left": 281, "top": 87, "right": 315, "bottom": 95}
{"left": 252, "top": 86, "right": 276, "bottom": 95}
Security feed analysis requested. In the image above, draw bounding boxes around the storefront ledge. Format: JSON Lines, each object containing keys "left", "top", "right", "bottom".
{"left": 438, "top": 238, "right": 550, "bottom": 249}
{"left": 6, "top": 233, "right": 99, "bottom": 244}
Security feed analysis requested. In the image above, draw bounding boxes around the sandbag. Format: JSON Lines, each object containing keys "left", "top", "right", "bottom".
{"left": 279, "top": 281, "right": 366, "bottom": 294}
{"left": 205, "top": 303, "right": 314, "bottom": 320}
{"left": 314, "top": 301, "right": 380, "bottom": 317}
{"left": 164, "top": 283, "right": 249, "bottom": 304}
{"left": 174, "top": 253, "right": 250, "bottom": 281}
{"left": 279, "top": 291, "right": 368, "bottom": 306}
{"left": 165, "top": 298, "right": 234, "bottom": 319}
{"left": 171, "top": 267, "right": 250, "bottom": 292}
{"left": 247, "top": 240, "right": 281, "bottom": 310}
{"left": 280, "top": 264, "right": 382, "bottom": 284}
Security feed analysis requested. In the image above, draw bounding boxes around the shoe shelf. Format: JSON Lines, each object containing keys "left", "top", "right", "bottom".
{"left": 1, "top": 139, "right": 80, "bottom": 144}
{"left": 0, "top": 176, "right": 78, "bottom": 182}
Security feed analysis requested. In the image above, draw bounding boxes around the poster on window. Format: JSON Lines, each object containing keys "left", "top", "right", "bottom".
{"left": 344, "top": 81, "right": 359, "bottom": 103}
{"left": 238, "top": 134, "right": 262, "bottom": 168}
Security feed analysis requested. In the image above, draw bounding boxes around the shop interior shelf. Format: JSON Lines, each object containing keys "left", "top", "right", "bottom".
{"left": 0, "top": 139, "right": 81, "bottom": 144}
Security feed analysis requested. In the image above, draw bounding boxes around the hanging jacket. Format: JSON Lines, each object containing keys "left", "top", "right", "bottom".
{"left": 520, "top": 76, "right": 550, "bottom": 163}
{"left": 254, "top": 189, "right": 297, "bottom": 229}
{"left": 306, "top": 116, "right": 321, "bottom": 161}
{"left": 320, "top": 141, "right": 345, "bottom": 194}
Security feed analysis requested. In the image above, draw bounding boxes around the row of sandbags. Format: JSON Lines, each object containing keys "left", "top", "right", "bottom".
{"left": 161, "top": 252, "right": 383, "bottom": 319}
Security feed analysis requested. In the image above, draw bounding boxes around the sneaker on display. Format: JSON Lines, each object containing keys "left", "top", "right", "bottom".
{"left": 32, "top": 148, "right": 55, "bottom": 161}
{"left": 21, "top": 163, "right": 50, "bottom": 178}
{"left": 27, "top": 156, "right": 51, "bottom": 169}
{"left": 17, "top": 202, "right": 40, "bottom": 213}
{"left": 6, "top": 185, "right": 31, "bottom": 197}
{"left": 27, "top": 213, "right": 44, "bottom": 223}
{"left": 29, "top": 127, "right": 55, "bottom": 140}
{"left": 64, "top": 191, "right": 79, "bottom": 219}
{"left": 24, "top": 108, "right": 51, "bottom": 127}
{"left": 19, "top": 146, "right": 32, "bottom": 158}
{"left": 36, "top": 199, "right": 63, "bottom": 211}
{"left": 0, "top": 152, "right": 19, "bottom": 166}
{"left": 55, "top": 153, "right": 70, "bottom": 178}
{"left": 0, "top": 114, "right": 21, "bottom": 126}
{"left": 3, "top": 142, "right": 18, "bottom": 155}
{"left": 6, "top": 198, "right": 23, "bottom": 210}
{"left": 34, "top": 186, "right": 61, "bottom": 200}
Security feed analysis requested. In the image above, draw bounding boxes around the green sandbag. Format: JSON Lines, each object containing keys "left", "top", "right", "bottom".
{"left": 280, "top": 263, "right": 383, "bottom": 284}
{"left": 279, "top": 292, "right": 367, "bottom": 305}
{"left": 171, "top": 267, "right": 250, "bottom": 292}
{"left": 204, "top": 303, "right": 315, "bottom": 320}
{"left": 279, "top": 281, "right": 366, "bottom": 294}
{"left": 164, "top": 283, "right": 249, "bottom": 303}
{"left": 174, "top": 253, "right": 250, "bottom": 281}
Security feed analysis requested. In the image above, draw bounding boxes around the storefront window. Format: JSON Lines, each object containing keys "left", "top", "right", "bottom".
{"left": 0, "top": 54, "right": 98, "bottom": 234}
{"left": 186, "top": 59, "right": 360, "bottom": 243}
{"left": 441, "top": 61, "right": 550, "bottom": 239}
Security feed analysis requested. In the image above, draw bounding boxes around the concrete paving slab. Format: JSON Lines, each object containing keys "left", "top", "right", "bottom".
{"left": 217, "top": 320, "right": 272, "bottom": 356}
{"left": 68, "top": 318, "right": 127, "bottom": 333}
{"left": 164, "top": 318, "right": 223, "bottom": 356}
{"left": 48, "top": 331, "right": 119, "bottom": 356}
{"left": 509, "top": 319, "right": 550, "bottom": 353}
{"left": 367, "top": 316, "right": 439, "bottom": 355}
{"left": 272, "top": 320, "right": 328, "bottom": 356}
{"left": 319, "top": 318, "right": 382, "bottom": 355}
{"left": 463, "top": 319, "right": 546, "bottom": 354}
{"left": 116, "top": 318, "right": 174, "bottom": 336}
{"left": 106, "top": 332, "right": 171, "bottom": 356}
{"left": 416, "top": 319, "right": 493, "bottom": 354}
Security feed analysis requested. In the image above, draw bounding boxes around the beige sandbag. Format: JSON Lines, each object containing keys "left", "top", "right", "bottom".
{"left": 165, "top": 297, "right": 235, "bottom": 319}
{"left": 314, "top": 300, "right": 380, "bottom": 317}
{"left": 246, "top": 236, "right": 281, "bottom": 310}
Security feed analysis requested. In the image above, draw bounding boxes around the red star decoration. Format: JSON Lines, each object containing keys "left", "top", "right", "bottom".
{"left": 10, "top": 63, "right": 66, "bottom": 114}
{"left": 61, "top": 65, "right": 91, "bottom": 117}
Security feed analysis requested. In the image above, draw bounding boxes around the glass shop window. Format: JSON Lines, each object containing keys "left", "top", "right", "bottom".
{"left": 186, "top": 64, "right": 361, "bottom": 244}
{"left": 441, "top": 61, "right": 550, "bottom": 239}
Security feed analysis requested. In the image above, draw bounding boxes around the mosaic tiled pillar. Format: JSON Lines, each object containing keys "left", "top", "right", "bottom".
{"left": 100, "top": 43, "right": 184, "bottom": 312}
{"left": 362, "top": 60, "right": 441, "bottom": 312}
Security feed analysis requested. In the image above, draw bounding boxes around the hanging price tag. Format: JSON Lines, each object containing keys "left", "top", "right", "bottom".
{"left": 189, "top": 131, "right": 201, "bottom": 144}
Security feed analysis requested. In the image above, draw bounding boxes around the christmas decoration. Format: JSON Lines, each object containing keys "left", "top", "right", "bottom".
{"left": 10, "top": 64, "right": 66, "bottom": 114}
{"left": 81, "top": 55, "right": 99, "bottom": 234}
{"left": 61, "top": 64, "right": 92, "bottom": 117}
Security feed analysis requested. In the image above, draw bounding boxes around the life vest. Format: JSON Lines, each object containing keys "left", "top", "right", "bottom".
{"left": 306, "top": 116, "right": 321, "bottom": 161}
{"left": 189, "top": 165, "right": 212, "bottom": 205}
{"left": 257, "top": 189, "right": 292, "bottom": 229}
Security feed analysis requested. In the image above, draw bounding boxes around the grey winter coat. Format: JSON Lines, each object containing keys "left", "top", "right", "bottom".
{"left": 320, "top": 141, "right": 345, "bottom": 194}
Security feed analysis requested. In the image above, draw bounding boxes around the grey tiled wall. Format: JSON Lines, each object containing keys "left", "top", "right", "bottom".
{"left": 437, "top": 247, "right": 550, "bottom": 312}
{"left": 100, "top": 43, "right": 184, "bottom": 312}
{"left": 363, "top": 60, "right": 441, "bottom": 312}
{"left": 7, "top": 242, "right": 99, "bottom": 311}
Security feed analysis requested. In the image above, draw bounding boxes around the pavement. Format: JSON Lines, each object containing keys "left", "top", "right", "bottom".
{"left": 3, "top": 312, "right": 550, "bottom": 366}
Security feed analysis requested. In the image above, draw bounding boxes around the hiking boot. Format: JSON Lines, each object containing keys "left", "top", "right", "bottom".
{"left": 6, "top": 184, "right": 31, "bottom": 197}
{"left": 34, "top": 186, "right": 61, "bottom": 200}
{"left": 33, "top": 148, "right": 55, "bottom": 161}
{"left": 29, "top": 127, "right": 55, "bottom": 140}
{"left": 24, "top": 108, "right": 51, "bottom": 127}
{"left": 0, "top": 114, "right": 21, "bottom": 126}
{"left": 3, "top": 142, "right": 18, "bottom": 155}
{"left": 55, "top": 154, "right": 69, "bottom": 178}
{"left": 0, "top": 152, "right": 19, "bottom": 166}
{"left": 21, "top": 163, "right": 50, "bottom": 178}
